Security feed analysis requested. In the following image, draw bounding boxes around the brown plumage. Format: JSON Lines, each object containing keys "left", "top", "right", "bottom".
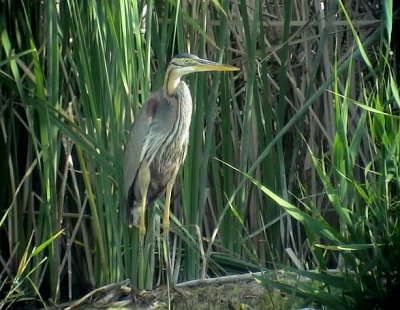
{"left": 123, "top": 53, "right": 239, "bottom": 243}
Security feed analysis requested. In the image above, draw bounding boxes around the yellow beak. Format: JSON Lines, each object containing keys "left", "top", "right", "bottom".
{"left": 194, "top": 58, "right": 240, "bottom": 72}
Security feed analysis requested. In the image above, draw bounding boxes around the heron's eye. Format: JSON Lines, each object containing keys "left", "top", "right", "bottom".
{"left": 183, "top": 59, "right": 190, "bottom": 65}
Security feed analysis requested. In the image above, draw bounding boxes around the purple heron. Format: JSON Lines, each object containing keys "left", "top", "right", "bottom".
{"left": 123, "top": 53, "right": 239, "bottom": 243}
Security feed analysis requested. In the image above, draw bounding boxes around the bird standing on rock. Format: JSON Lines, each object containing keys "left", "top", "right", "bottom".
{"left": 123, "top": 53, "right": 239, "bottom": 243}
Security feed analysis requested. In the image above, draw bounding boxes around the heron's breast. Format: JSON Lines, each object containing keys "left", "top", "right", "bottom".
{"left": 154, "top": 136, "right": 188, "bottom": 170}
{"left": 145, "top": 138, "right": 188, "bottom": 199}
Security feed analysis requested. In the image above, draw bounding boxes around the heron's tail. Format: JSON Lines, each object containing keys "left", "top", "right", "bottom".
{"left": 127, "top": 203, "right": 141, "bottom": 228}
{"left": 126, "top": 188, "right": 140, "bottom": 228}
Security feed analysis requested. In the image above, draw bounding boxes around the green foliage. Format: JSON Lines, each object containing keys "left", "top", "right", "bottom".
{"left": 0, "top": 0, "right": 395, "bottom": 308}
{"left": 254, "top": 2, "right": 400, "bottom": 308}
{"left": 0, "top": 0, "right": 241, "bottom": 304}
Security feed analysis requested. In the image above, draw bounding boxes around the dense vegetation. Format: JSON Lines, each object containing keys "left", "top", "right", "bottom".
{"left": 0, "top": 0, "right": 398, "bottom": 308}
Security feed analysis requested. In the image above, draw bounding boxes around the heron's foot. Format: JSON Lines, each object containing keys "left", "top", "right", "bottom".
{"left": 129, "top": 287, "right": 147, "bottom": 306}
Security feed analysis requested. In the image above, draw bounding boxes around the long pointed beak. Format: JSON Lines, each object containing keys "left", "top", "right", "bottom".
{"left": 195, "top": 58, "right": 240, "bottom": 72}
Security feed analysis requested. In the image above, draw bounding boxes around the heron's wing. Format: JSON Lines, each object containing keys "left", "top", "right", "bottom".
{"left": 123, "top": 90, "right": 163, "bottom": 200}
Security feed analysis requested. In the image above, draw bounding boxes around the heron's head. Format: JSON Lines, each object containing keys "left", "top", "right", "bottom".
{"left": 168, "top": 53, "right": 239, "bottom": 76}
{"left": 164, "top": 53, "right": 239, "bottom": 96}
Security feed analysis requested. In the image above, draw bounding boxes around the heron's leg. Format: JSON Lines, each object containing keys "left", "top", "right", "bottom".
{"left": 138, "top": 163, "right": 150, "bottom": 245}
{"left": 138, "top": 198, "right": 147, "bottom": 245}
{"left": 162, "top": 172, "right": 178, "bottom": 300}
{"left": 162, "top": 173, "right": 177, "bottom": 235}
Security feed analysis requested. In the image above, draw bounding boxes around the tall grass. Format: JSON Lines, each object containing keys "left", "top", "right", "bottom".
{"left": 254, "top": 1, "right": 400, "bottom": 308}
{"left": 0, "top": 0, "right": 390, "bottom": 307}
{"left": 0, "top": 0, "right": 240, "bottom": 302}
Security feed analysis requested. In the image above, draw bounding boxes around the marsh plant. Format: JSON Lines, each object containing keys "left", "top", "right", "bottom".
{"left": 0, "top": 0, "right": 396, "bottom": 309}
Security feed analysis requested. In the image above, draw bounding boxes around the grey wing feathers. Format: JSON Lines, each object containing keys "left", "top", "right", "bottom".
{"left": 123, "top": 96, "right": 156, "bottom": 201}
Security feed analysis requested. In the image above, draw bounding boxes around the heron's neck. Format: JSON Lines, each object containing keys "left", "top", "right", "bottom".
{"left": 161, "top": 68, "right": 192, "bottom": 152}
{"left": 164, "top": 68, "right": 183, "bottom": 97}
{"left": 163, "top": 68, "right": 192, "bottom": 133}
